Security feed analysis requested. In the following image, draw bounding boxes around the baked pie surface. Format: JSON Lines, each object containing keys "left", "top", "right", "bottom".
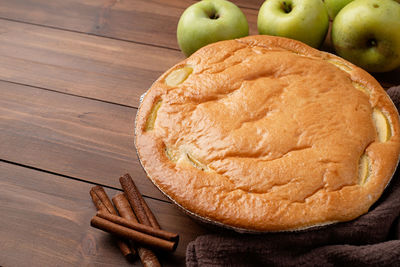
{"left": 135, "top": 35, "right": 400, "bottom": 231}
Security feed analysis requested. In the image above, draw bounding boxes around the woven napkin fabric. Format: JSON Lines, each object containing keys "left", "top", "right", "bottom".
{"left": 186, "top": 86, "right": 400, "bottom": 267}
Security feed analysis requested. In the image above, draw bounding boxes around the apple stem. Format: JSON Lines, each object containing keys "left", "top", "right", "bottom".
{"left": 210, "top": 13, "right": 219, "bottom": 19}
{"left": 367, "top": 38, "right": 377, "bottom": 47}
{"left": 281, "top": 1, "right": 292, "bottom": 13}
{"left": 208, "top": 10, "right": 219, "bottom": 20}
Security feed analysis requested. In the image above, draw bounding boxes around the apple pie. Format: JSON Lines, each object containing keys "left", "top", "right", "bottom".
{"left": 135, "top": 35, "right": 400, "bottom": 232}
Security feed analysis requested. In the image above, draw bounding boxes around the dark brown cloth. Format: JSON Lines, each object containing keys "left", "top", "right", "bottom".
{"left": 186, "top": 86, "right": 400, "bottom": 267}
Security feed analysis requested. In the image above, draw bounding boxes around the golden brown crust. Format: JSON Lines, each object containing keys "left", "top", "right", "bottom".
{"left": 135, "top": 35, "right": 400, "bottom": 231}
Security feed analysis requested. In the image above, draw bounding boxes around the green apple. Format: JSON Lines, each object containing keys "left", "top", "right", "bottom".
{"left": 332, "top": 0, "right": 400, "bottom": 72}
{"left": 324, "top": 0, "right": 354, "bottom": 19}
{"left": 257, "top": 0, "right": 329, "bottom": 48}
{"left": 177, "top": 0, "right": 249, "bottom": 57}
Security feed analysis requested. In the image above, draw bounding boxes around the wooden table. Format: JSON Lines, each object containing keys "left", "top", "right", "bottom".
{"left": 1, "top": 0, "right": 399, "bottom": 266}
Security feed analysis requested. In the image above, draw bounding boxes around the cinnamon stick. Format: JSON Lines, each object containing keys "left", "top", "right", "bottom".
{"left": 89, "top": 189, "right": 108, "bottom": 212}
{"left": 90, "top": 216, "right": 177, "bottom": 252}
{"left": 91, "top": 186, "right": 116, "bottom": 214}
{"left": 97, "top": 211, "right": 179, "bottom": 241}
{"left": 141, "top": 197, "right": 161, "bottom": 229}
{"left": 136, "top": 245, "right": 162, "bottom": 267}
{"left": 112, "top": 193, "right": 139, "bottom": 222}
{"left": 119, "top": 174, "right": 161, "bottom": 229}
{"left": 119, "top": 174, "right": 152, "bottom": 226}
{"left": 113, "top": 193, "right": 161, "bottom": 267}
{"left": 90, "top": 186, "right": 134, "bottom": 258}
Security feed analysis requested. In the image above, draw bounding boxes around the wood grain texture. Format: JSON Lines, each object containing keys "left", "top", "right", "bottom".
{"left": 0, "top": 19, "right": 183, "bottom": 108}
{"left": 0, "top": 0, "right": 397, "bottom": 90}
{"left": 0, "top": 161, "right": 207, "bottom": 266}
{"left": 0, "top": 0, "right": 259, "bottom": 50}
{"left": 232, "top": 0, "right": 263, "bottom": 9}
{"left": 0, "top": 80, "right": 166, "bottom": 199}
{"left": 0, "top": 16, "right": 396, "bottom": 115}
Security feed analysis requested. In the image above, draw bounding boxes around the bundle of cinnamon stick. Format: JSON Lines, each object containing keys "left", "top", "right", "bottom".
{"left": 90, "top": 173, "right": 179, "bottom": 266}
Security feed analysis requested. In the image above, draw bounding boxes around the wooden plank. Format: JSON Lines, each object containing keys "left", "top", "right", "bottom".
{"left": 0, "top": 161, "right": 207, "bottom": 266}
{"left": 0, "top": 15, "right": 259, "bottom": 109}
{"left": 0, "top": 0, "right": 397, "bottom": 89}
{"left": 0, "top": 0, "right": 259, "bottom": 50}
{"left": 0, "top": 19, "right": 396, "bottom": 114}
{"left": 0, "top": 80, "right": 168, "bottom": 199}
{"left": 0, "top": 19, "right": 183, "bottom": 108}
{"left": 234, "top": 0, "right": 264, "bottom": 10}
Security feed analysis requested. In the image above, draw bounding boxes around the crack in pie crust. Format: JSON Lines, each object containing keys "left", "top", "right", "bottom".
{"left": 135, "top": 35, "right": 400, "bottom": 232}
